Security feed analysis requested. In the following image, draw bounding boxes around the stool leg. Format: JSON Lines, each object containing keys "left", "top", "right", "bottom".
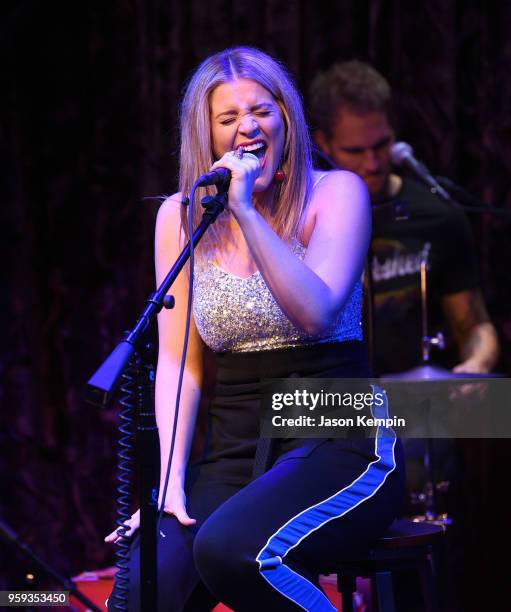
{"left": 373, "top": 571, "right": 396, "bottom": 612}
{"left": 337, "top": 571, "right": 356, "bottom": 612}
{"left": 419, "top": 555, "right": 439, "bottom": 612}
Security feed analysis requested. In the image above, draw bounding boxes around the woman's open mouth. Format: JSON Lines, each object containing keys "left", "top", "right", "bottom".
{"left": 240, "top": 140, "right": 268, "bottom": 168}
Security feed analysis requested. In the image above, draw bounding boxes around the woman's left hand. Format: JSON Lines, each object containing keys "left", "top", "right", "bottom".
{"left": 210, "top": 150, "right": 261, "bottom": 216}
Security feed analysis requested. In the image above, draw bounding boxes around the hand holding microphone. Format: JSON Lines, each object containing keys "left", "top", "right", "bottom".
{"left": 198, "top": 146, "right": 260, "bottom": 185}
{"left": 198, "top": 146, "right": 261, "bottom": 215}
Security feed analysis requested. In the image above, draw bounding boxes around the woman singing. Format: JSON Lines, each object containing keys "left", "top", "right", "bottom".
{"left": 107, "top": 46, "right": 404, "bottom": 611}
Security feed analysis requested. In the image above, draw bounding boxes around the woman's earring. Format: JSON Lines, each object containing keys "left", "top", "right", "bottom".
{"left": 273, "top": 169, "right": 286, "bottom": 183}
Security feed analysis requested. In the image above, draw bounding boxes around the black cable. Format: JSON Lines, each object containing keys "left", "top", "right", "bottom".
{"left": 157, "top": 181, "right": 200, "bottom": 532}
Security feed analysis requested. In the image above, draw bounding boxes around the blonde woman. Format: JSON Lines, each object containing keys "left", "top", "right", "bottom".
{"left": 107, "top": 47, "right": 404, "bottom": 611}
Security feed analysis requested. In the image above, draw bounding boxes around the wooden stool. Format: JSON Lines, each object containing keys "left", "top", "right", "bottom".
{"left": 325, "top": 519, "right": 445, "bottom": 612}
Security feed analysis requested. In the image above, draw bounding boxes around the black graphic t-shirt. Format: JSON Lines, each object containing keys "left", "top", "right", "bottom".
{"left": 369, "top": 178, "right": 478, "bottom": 374}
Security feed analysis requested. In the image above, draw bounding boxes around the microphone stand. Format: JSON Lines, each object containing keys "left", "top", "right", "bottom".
{"left": 86, "top": 184, "right": 228, "bottom": 612}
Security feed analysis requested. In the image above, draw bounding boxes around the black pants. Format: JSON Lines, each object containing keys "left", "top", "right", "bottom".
{"left": 108, "top": 342, "right": 405, "bottom": 611}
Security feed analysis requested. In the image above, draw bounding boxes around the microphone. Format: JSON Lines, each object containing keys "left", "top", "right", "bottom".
{"left": 390, "top": 141, "right": 452, "bottom": 202}
{"left": 196, "top": 167, "right": 231, "bottom": 188}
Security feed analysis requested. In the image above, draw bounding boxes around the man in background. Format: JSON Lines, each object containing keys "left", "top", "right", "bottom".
{"left": 308, "top": 60, "right": 499, "bottom": 376}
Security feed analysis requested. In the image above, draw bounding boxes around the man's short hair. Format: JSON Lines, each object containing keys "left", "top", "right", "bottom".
{"left": 309, "top": 60, "right": 392, "bottom": 136}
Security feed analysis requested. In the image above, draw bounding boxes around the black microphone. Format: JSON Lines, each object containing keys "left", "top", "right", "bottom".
{"left": 196, "top": 167, "right": 231, "bottom": 188}
{"left": 390, "top": 141, "right": 452, "bottom": 202}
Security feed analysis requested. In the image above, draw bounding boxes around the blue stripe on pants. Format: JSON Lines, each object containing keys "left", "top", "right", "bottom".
{"left": 256, "top": 386, "right": 397, "bottom": 611}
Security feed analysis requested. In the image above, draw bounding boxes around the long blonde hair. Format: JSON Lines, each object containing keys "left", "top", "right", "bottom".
{"left": 178, "top": 47, "right": 313, "bottom": 252}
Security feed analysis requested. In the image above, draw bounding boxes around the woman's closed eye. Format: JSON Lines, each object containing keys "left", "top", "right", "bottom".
{"left": 220, "top": 112, "right": 270, "bottom": 126}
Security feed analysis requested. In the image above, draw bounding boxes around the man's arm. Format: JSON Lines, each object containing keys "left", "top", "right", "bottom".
{"left": 442, "top": 289, "right": 500, "bottom": 373}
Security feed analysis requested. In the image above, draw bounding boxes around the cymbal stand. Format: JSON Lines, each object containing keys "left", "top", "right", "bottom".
{"left": 420, "top": 251, "right": 445, "bottom": 363}
{"left": 412, "top": 251, "right": 452, "bottom": 525}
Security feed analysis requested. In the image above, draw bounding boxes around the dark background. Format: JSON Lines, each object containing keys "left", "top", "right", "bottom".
{"left": 1, "top": 1, "right": 510, "bottom": 610}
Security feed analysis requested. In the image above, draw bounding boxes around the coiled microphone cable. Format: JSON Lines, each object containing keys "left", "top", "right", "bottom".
{"left": 112, "top": 355, "right": 139, "bottom": 610}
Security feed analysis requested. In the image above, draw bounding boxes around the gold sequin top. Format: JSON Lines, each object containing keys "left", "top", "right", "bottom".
{"left": 192, "top": 240, "right": 363, "bottom": 353}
